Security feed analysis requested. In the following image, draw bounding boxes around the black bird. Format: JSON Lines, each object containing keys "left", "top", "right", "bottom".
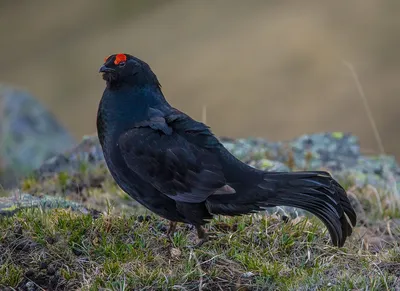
{"left": 97, "top": 53, "right": 357, "bottom": 247}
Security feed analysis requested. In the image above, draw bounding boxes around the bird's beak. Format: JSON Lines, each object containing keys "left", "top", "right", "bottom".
{"left": 99, "top": 65, "right": 115, "bottom": 73}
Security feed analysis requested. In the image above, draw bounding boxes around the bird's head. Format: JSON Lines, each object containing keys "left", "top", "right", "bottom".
{"left": 99, "top": 53, "right": 161, "bottom": 89}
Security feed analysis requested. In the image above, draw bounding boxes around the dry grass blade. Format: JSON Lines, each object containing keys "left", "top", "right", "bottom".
{"left": 343, "top": 60, "right": 399, "bottom": 206}
{"left": 342, "top": 60, "right": 385, "bottom": 155}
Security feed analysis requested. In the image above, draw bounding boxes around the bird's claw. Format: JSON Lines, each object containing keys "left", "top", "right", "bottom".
{"left": 190, "top": 226, "right": 219, "bottom": 248}
{"left": 193, "top": 232, "right": 218, "bottom": 248}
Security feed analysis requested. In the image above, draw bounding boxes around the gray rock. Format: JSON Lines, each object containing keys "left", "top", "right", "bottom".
{"left": 34, "top": 135, "right": 104, "bottom": 179}
{"left": 0, "top": 191, "right": 91, "bottom": 217}
{"left": 222, "top": 132, "right": 361, "bottom": 171}
{"left": 0, "top": 85, "right": 75, "bottom": 188}
{"left": 286, "top": 132, "right": 360, "bottom": 171}
{"left": 336, "top": 155, "right": 400, "bottom": 191}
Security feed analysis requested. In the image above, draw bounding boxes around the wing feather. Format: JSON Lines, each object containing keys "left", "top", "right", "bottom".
{"left": 118, "top": 124, "right": 228, "bottom": 203}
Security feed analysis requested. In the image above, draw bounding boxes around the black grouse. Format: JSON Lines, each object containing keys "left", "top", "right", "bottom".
{"left": 97, "top": 53, "right": 357, "bottom": 247}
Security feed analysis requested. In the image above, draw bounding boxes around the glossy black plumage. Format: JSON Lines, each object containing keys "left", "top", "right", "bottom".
{"left": 97, "top": 54, "right": 357, "bottom": 247}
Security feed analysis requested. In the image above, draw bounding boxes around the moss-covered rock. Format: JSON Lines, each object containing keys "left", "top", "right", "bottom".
{"left": 0, "top": 193, "right": 92, "bottom": 217}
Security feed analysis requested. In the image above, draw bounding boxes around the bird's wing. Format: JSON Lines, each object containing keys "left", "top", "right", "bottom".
{"left": 118, "top": 113, "right": 231, "bottom": 203}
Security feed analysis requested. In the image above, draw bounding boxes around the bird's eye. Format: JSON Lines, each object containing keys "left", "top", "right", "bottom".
{"left": 118, "top": 62, "right": 126, "bottom": 67}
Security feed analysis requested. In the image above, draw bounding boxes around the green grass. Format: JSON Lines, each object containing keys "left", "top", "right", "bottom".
{"left": 0, "top": 197, "right": 399, "bottom": 290}
{"left": 2, "top": 159, "right": 400, "bottom": 290}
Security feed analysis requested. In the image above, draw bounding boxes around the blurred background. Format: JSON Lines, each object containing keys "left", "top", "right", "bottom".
{"left": 0, "top": 0, "right": 399, "bottom": 158}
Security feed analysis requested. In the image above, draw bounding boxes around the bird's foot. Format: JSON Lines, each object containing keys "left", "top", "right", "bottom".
{"left": 193, "top": 232, "right": 218, "bottom": 248}
{"left": 190, "top": 225, "right": 218, "bottom": 248}
{"left": 166, "top": 221, "right": 177, "bottom": 243}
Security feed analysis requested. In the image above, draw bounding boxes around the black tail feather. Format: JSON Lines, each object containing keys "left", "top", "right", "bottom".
{"left": 207, "top": 171, "right": 357, "bottom": 247}
{"left": 260, "top": 171, "right": 356, "bottom": 247}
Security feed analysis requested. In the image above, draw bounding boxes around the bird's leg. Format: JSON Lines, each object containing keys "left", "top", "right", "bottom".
{"left": 193, "top": 225, "right": 217, "bottom": 247}
{"left": 166, "top": 221, "right": 177, "bottom": 242}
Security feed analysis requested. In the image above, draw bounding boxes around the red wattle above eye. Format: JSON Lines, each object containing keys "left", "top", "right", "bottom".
{"left": 114, "top": 54, "right": 127, "bottom": 65}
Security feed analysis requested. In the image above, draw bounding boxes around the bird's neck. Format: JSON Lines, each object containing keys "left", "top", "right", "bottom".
{"left": 97, "top": 84, "right": 170, "bottom": 144}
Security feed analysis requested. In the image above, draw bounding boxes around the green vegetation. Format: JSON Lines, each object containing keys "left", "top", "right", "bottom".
{"left": 1, "top": 177, "right": 399, "bottom": 290}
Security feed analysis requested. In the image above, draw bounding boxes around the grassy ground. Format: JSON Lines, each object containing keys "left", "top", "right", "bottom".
{"left": 1, "top": 178, "right": 400, "bottom": 290}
